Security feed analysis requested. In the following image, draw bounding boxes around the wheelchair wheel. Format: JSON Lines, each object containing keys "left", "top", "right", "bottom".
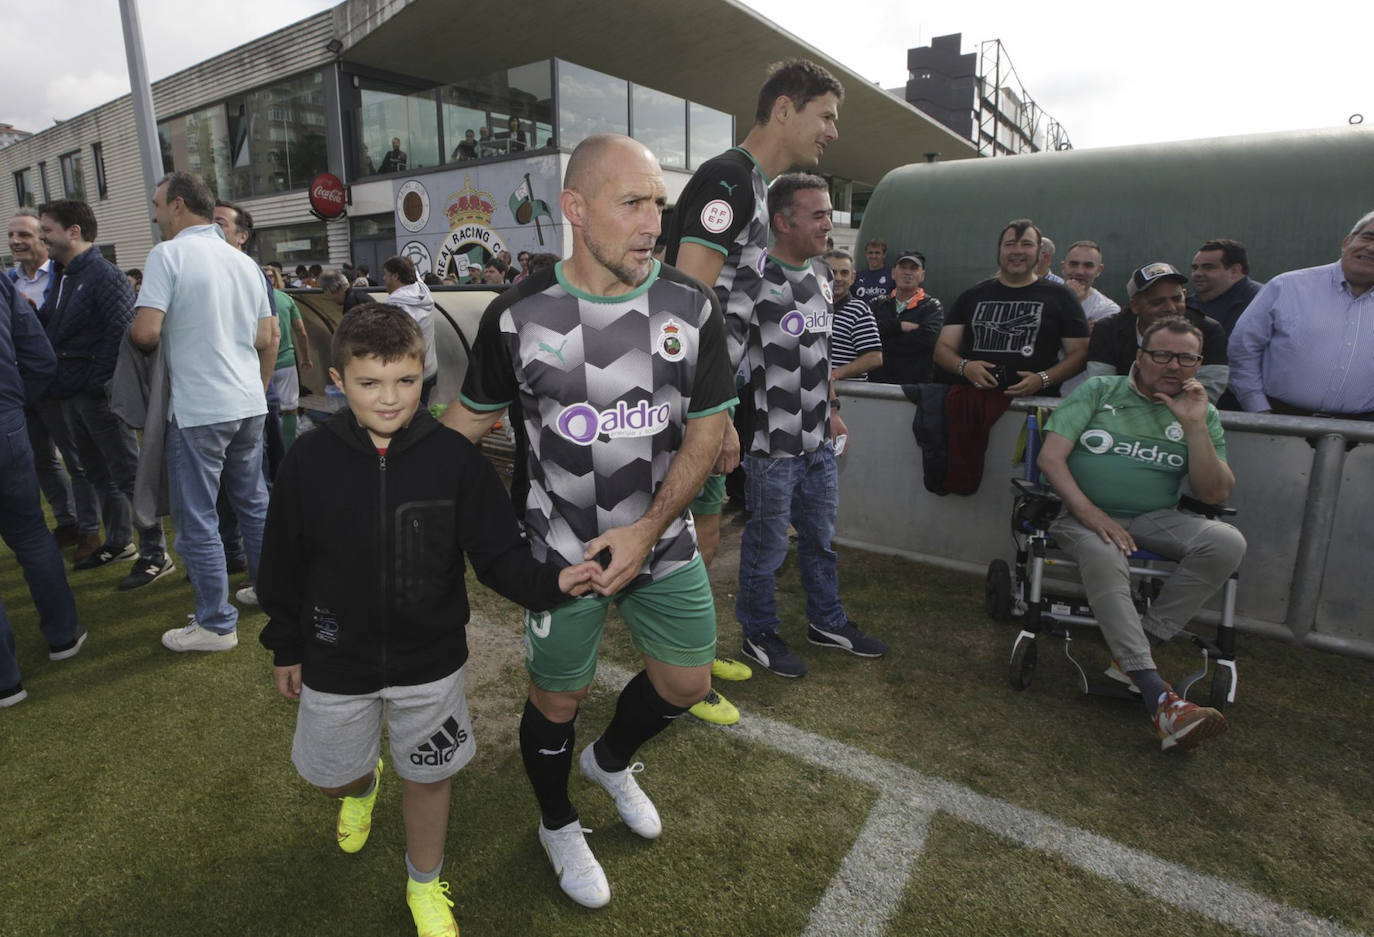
{"left": 1009, "top": 635, "right": 1037, "bottom": 690}
{"left": 986, "top": 559, "right": 1013, "bottom": 621}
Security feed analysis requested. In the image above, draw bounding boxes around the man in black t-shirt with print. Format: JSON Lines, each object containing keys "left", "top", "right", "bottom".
{"left": 934, "top": 218, "right": 1089, "bottom": 396}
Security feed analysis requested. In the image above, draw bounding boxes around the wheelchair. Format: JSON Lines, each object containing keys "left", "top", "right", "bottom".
{"left": 985, "top": 411, "right": 1239, "bottom": 709}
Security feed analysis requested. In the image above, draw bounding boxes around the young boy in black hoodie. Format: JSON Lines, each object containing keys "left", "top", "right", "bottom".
{"left": 258, "top": 304, "right": 596, "bottom": 937}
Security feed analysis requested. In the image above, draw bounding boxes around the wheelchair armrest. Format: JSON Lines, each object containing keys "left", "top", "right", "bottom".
{"left": 1012, "top": 477, "right": 1060, "bottom": 502}
{"left": 1178, "top": 494, "right": 1237, "bottom": 518}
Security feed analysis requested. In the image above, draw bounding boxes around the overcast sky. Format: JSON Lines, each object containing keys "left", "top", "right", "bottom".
{"left": 2, "top": 0, "right": 1365, "bottom": 150}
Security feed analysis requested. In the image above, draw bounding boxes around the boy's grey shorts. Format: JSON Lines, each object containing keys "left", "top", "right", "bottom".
{"left": 292, "top": 665, "right": 476, "bottom": 787}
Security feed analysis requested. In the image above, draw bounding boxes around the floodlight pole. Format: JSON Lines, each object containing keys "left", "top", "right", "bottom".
{"left": 119, "top": 0, "right": 163, "bottom": 243}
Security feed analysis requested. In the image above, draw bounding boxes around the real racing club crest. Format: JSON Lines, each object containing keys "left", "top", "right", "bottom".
{"left": 820, "top": 278, "right": 834, "bottom": 304}
{"left": 658, "top": 320, "right": 686, "bottom": 361}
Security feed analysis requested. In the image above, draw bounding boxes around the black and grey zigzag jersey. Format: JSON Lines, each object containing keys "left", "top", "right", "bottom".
{"left": 460, "top": 261, "right": 737, "bottom": 584}
{"left": 735, "top": 255, "right": 834, "bottom": 458}
{"left": 663, "top": 146, "right": 770, "bottom": 354}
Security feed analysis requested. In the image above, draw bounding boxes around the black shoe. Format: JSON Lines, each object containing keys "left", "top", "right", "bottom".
{"left": 741, "top": 632, "right": 807, "bottom": 678}
{"left": 74, "top": 542, "right": 136, "bottom": 570}
{"left": 48, "top": 630, "right": 88, "bottom": 661}
{"left": 807, "top": 620, "right": 888, "bottom": 658}
{"left": 52, "top": 524, "right": 81, "bottom": 548}
{"left": 0, "top": 682, "right": 28, "bottom": 707}
{"left": 119, "top": 554, "right": 176, "bottom": 591}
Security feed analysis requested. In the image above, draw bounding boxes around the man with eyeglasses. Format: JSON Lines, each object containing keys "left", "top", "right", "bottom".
{"left": 1037, "top": 316, "right": 1245, "bottom": 753}
{"left": 1084, "top": 262, "right": 1230, "bottom": 403}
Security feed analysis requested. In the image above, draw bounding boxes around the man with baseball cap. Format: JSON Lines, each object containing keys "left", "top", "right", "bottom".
{"left": 870, "top": 249, "right": 944, "bottom": 384}
{"left": 1084, "top": 262, "right": 1229, "bottom": 403}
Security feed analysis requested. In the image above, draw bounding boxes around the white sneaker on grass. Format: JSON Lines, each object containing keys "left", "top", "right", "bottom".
{"left": 161, "top": 618, "right": 237, "bottom": 652}
{"left": 537, "top": 822, "right": 610, "bottom": 908}
{"left": 235, "top": 585, "right": 258, "bottom": 605}
{"left": 579, "top": 743, "right": 661, "bottom": 839}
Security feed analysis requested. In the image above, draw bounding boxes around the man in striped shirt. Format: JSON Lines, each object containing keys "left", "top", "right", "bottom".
{"left": 821, "top": 249, "right": 883, "bottom": 380}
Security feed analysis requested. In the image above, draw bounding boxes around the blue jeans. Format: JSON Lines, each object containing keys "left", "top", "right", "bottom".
{"left": 735, "top": 445, "right": 846, "bottom": 640}
{"left": 165, "top": 415, "right": 268, "bottom": 634}
{"left": 0, "top": 410, "right": 82, "bottom": 689}
{"left": 60, "top": 394, "right": 166, "bottom": 558}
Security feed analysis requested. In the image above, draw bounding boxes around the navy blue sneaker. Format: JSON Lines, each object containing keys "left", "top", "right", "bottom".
{"left": 741, "top": 632, "right": 807, "bottom": 678}
{"left": 808, "top": 620, "right": 887, "bottom": 658}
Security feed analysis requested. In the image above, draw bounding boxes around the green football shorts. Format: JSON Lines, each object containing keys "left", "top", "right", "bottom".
{"left": 689, "top": 473, "right": 725, "bottom": 516}
{"left": 524, "top": 555, "right": 717, "bottom": 691}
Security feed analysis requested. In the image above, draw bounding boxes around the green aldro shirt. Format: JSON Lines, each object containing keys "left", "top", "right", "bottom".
{"left": 1045, "top": 374, "right": 1227, "bottom": 517}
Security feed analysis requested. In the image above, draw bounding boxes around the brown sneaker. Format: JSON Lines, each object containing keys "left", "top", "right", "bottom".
{"left": 73, "top": 532, "right": 102, "bottom": 563}
{"left": 1153, "top": 691, "right": 1227, "bottom": 752}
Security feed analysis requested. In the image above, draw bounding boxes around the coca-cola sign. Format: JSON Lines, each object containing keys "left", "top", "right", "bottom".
{"left": 309, "top": 173, "right": 347, "bottom": 219}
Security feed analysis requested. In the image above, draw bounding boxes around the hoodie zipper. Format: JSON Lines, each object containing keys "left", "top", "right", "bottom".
{"left": 378, "top": 450, "right": 388, "bottom": 683}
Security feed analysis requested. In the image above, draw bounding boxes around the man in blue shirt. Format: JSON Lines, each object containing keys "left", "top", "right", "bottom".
{"left": 1228, "top": 211, "right": 1374, "bottom": 418}
{"left": 851, "top": 238, "right": 892, "bottom": 305}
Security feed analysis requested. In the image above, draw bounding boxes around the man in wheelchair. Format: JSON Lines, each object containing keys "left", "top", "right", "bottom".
{"left": 1037, "top": 317, "right": 1246, "bottom": 752}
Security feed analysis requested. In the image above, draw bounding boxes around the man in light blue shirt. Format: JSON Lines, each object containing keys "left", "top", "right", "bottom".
{"left": 1228, "top": 210, "right": 1374, "bottom": 417}
{"left": 130, "top": 172, "right": 278, "bottom": 652}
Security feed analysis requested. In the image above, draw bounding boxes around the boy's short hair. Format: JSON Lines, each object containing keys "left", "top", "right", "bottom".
{"left": 330, "top": 303, "right": 425, "bottom": 374}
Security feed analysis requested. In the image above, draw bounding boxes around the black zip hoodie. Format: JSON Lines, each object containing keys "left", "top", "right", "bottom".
{"left": 258, "top": 407, "right": 565, "bottom": 694}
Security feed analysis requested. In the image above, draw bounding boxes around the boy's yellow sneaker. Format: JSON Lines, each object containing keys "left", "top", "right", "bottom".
{"left": 406, "top": 877, "right": 459, "bottom": 937}
{"left": 337, "top": 758, "right": 383, "bottom": 853}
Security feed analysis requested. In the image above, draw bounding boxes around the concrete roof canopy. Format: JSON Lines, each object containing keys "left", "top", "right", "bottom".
{"left": 335, "top": 0, "right": 976, "bottom": 185}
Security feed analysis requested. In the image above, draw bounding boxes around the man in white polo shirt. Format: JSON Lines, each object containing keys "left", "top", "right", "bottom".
{"left": 129, "top": 172, "right": 277, "bottom": 652}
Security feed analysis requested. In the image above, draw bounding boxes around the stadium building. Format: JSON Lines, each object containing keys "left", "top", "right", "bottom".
{"left": 0, "top": 0, "right": 975, "bottom": 275}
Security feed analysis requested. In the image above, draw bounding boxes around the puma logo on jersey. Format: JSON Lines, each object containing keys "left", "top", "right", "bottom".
{"left": 718, "top": 180, "right": 737, "bottom": 196}
{"left": 539, "top": 339, "right": 569, "bottom": 365}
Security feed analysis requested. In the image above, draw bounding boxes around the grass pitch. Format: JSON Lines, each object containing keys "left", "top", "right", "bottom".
{"left": 2, "top": 511, "right": 1370, "bottom": 936}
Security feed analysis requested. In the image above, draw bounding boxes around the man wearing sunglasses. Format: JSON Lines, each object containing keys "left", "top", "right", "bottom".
{"left": 1083, "top": 262, "right": 1230, "bottom": 403}
{"left": 1037, "top": 316, "right": 1245, "bottom": 752}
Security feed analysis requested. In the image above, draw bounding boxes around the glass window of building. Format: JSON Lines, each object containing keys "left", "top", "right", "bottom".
{"left": 244, "top": 71, "right": 329, "bottom": 196}
{"left": 631, "top": 86, "right": 686, "bottom": 169}
{"left": 256, "top": 222, "right": 329, "bottom": 267}
{"left": 13, "top": 168, "right": 34, "bottom": 208}
{"left": 159, "top": 103, "right": 233, "bottom": 198}
{"left": 439, "top": 60, "right": 553, "bottom": 161}
{"left": 60, "top": 151, "right": 86, "bottom": 200}
{"left": 357, "top": 82, "right": 440, "bottom": 178}
{"left": 689, "top": 103, "right": 734, "bottom": 169}
{"left": 37, "top": 162, "right": 50, "bottom": 202}
{"left": 557, "top": 61, "right": 627, "bottom": 149}
{"left": 91, "top": 143, "right": 109, "bottom": 200}
{"left": 350, "top": 214, "right": 395, "bottom": 238}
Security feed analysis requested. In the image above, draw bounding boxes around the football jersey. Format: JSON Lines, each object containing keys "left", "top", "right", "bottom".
{"left": 663, "top": 146, "right": 770, "bottom": 360}
{"left": 461, "top": 261, "right": 737, "bottom": 584}
{"left": 736, "top": 256, "right": 834, "bottom": 458}
{"left": 852, "top": 267, "right": 893, "bottom": 305}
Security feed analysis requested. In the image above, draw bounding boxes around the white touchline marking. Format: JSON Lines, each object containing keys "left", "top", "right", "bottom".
{"left": 594, "top": 662, "right": 1365, "bottom": 937}
{"left": 800, "top": 792, "right": 933, "bottom": 937}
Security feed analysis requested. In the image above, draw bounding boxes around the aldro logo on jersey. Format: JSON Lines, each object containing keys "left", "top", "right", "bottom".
{"left": 1079, "top": 429, "right": 1185, "bottom": 468}
{"left": 780, "top": 306, "right": 830, "bottom": 337}
{"left": 556, "top": 399, "right": 672, "bottom": 445}
{"left": 410, "top": 715, "right": 469, "bottom": 767}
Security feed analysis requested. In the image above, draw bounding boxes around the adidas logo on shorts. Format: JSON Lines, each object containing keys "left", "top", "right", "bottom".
{"left": 410, "top": 715, "right": 469, "bottom": 767}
